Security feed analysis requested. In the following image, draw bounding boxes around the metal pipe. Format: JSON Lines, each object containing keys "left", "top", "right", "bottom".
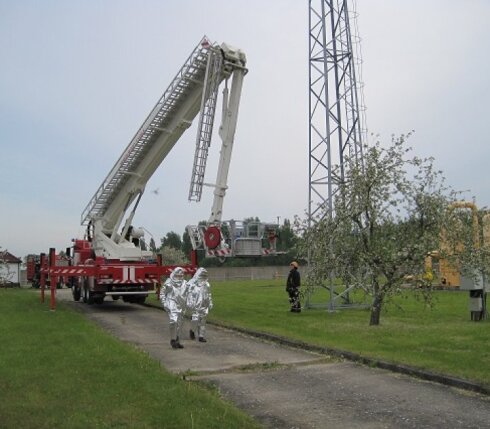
{"left": 49, "top": 248, "right": 56, "bottom": 311}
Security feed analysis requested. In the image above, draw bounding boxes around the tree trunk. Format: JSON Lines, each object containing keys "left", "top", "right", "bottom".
{"left": 370, "top": 293, "right": 383, "bottom": 326}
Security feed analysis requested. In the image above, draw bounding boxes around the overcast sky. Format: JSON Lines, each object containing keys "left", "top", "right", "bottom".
{"left": 2, "top": 1, "right": 490, "bottom": 258}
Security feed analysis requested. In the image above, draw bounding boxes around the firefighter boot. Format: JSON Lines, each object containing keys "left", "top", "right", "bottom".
{"left": 175, "top": 336, "right": 184, "bottom": 349}
{"left": 190, "top": 319, "right": 198, "bottom": 340}
{"left": 198, "top": 325, "right": 207, "bottom": 342}
{"left": 170, "top": 324, "right": 183, "bottom": 349}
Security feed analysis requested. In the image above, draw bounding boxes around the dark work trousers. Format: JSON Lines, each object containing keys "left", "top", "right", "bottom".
{"left": 288, "top": 287, "right": 301, "bottom": 312}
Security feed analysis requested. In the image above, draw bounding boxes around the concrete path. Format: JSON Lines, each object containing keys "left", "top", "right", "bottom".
{"left": 57, "top": 289, "right": 490, "bottom": 429}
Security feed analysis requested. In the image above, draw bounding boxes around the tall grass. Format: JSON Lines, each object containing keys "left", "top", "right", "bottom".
{"left": 208, "top": 279, "right": 490, "bottom": 386}
{"left": 0, "top": 289, "right": 261, "bottom": 429}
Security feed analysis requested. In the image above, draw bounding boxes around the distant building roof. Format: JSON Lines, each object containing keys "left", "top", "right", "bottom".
{"left": 0, "top": 251, "right": 22, "bottom": 264}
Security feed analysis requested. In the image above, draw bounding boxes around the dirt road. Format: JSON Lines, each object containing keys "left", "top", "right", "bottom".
{"left": 57, "top": 289, "right": 490, "bottom": 429}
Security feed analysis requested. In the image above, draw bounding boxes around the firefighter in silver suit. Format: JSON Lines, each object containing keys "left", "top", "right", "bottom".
{"left": 186, "top": 267, "right": 213, "bottom": 342}
{"left": 160, "top": 267, "right": 188, "bottom": 349}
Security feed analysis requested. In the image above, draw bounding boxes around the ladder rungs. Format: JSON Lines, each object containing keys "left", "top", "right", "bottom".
{"left": 81, "top": 39, "right": 213, "bottom": 226}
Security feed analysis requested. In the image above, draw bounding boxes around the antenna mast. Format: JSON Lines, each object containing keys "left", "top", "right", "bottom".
{"left": 308, "top": 0, "right": 367, "bottom": 309}
{"left": 308, "top": 0, "right": 366, "bottom": 220}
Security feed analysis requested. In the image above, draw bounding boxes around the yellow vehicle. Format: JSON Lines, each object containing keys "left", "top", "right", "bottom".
{"left": 424, "top": 201, "right": 489, "bottom": 287}
{"left": 423, "top": 202, "right": 488, "bottom": 321}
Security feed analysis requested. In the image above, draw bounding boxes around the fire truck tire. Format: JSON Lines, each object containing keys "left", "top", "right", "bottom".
{"left": 86, "top": 290, "right": 94, "bottom": 305}
{"left": 83, "top": 282, "right": 94, "bottom": 305}
{"left": 94, "top": 295, "right": 104, "bottom": 305}
{"left": 204, "top": 226, "right": 221, "bottom": 249}
{"left": 72, "top": 285, "right": 81, "bottom": 302}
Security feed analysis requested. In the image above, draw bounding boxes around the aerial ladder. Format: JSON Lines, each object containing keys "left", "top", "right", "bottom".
{"left": 39, "top": 37, "right": 247, "bottom": 306}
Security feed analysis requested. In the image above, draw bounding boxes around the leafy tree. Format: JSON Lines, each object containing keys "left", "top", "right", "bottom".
{"left": 243, "top": 217, "right": 260, "bottom": 222}
{"left": 182, "top": 230, "right": 193, "bottom": 257}
{"left": 0, "top": 247, "right": 14, "bottom": 286}
{"left": 160, "top": 231, "right": 182, "bottom": 251}
{"left": 160, "top": 246, "right": 189, "bottom": 266}
{"left": 276, "top": 218, "right": 297, "bottom": 252}
{"left": 298, "top": 134, "right": 459, "bottom": 325}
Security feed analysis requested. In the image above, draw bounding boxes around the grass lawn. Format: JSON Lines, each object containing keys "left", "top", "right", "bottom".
{"left": 0, "top": 289, "right": 261, "bottom": 429}
{"left": 5, "top": 280, "right": 487, "bottom": 427}
{"left": 203, "top": 279, "right": 490, "bottom": 387}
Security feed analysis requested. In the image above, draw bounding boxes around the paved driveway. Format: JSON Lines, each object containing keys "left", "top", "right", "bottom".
{"left": 57, "top": 289, "right": 490, "bottom": 429}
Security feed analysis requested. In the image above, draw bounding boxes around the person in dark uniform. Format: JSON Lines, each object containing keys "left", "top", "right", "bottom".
{"left": 286, "top": 261, "right": 301, "bottom": 312}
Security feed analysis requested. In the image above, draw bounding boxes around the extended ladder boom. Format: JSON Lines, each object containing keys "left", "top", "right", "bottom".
{"left": 80, "top": 37, "right": 247, "bottom": 260}
{"left": 81, "top": 38, "right": 211, "bottom": 231}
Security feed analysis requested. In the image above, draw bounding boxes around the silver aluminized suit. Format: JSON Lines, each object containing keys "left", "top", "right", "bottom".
{"left": 186, "top": 267, "right": 213, "bottom": 342}
{"left": 160, "top": 267, "right": 188, "bottom": 348}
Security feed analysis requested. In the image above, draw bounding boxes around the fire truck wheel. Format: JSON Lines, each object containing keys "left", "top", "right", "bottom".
{"left": 72, "top": 285, "right": 81, "bottom": 302}
{"left": 204, "top": 226, "right": 221, "bottom": 249}
{"left": 94, "top": 295, "right": 104, "bottom": 305}
{"left": 83, "top": 285, "right": 94, "bottom": 305}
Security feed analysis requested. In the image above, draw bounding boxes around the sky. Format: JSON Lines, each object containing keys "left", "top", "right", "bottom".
{"left": 1, "top": 1, "right": 490, "bottom": 258}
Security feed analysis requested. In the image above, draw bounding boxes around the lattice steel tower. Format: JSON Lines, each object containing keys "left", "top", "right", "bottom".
{"left": 307, "top": 0, "right": 366, "bottom": 310}
{"left": 308, "top": 0, "right": 365, "bottom": 220}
